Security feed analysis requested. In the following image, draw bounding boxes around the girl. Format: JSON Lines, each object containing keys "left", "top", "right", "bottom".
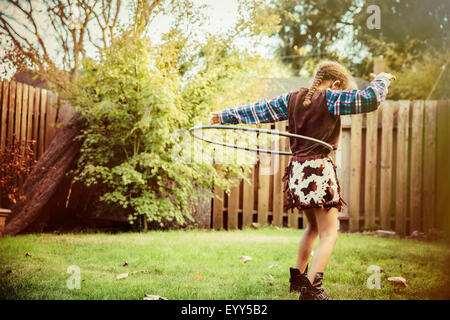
{"left": 208, "top": 61, "right": 395, "bottom": 300}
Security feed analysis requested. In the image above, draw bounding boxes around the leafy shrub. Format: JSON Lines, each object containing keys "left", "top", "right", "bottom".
{"left": 61, "top": 31, "right": 283, "bottom": 229}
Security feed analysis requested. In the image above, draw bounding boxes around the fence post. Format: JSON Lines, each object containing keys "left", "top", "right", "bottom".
{"left": 422, "top": 101, "right": 437, "bottom": 233}
{"left": 410, "top": 100, "right": 425, "bottom": 232}
{"left": 349, "top": 114, "right": 363, "bottom": 232}
{"left": 364, "top": 108, "right": 378, "bottom": 227}
{"left": 395, "top": 101, "right": 410, "bottom": 236}
{"left": 213, "top": 185, "right": 223, "bottom": 230}
{"left": 380, "top": 101, "right": 395, "bottom": 230}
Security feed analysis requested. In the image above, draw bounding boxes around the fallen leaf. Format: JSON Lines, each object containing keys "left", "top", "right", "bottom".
{"left": 116, "top": 273, "right": 129, "bottom": 280}
{"left": 143, "top": 294, "right": 167, "bottom": 300}
{"left": 388, "top": 276, "right": 408, "bottom": 287}
{"left": 239, "top": 256, "right": 252, "bottom": 264}
{"left": 194, "top": 274, "right": 203, "bottom": 279}
{"left": 123, "top": 261, "right": 128, "bottom": 267}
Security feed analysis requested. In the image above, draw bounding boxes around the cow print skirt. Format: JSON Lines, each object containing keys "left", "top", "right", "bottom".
{"left": 282, "top": 155, "right": 346, "bottom": 212}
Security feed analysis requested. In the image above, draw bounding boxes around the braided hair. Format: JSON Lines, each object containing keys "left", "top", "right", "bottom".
{"left": 303, "top": 61, "right": 356, "bottom": 107}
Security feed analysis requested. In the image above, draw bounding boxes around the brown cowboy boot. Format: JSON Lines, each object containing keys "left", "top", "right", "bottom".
{"left": 289, "top": 265, "right": 308, "bottom": 292}
{"left": 298, "top": 272, "right": 333, "bottom": 300}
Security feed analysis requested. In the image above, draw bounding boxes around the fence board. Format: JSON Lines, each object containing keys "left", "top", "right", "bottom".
{"left": 282, "top": 124, "right": 291, "bottom": 227}
{"left": 380, "top": 101, "right": 395, "bottom": 229}
{"left": 1, "top": 81, "right": 8, "bottom": 149}
{"left": 228, "top": 184, "right": 239, "bottom": 230}
{"left": 349, "top": 114, "right": 363, "bottom": 232}
{"left": 7, "top": 81, "right": 16, "bottom": 146}
{"left": 26, "top": 86, "right": 35, "bottom": 142}
{"left": 242, "top": 170, "right": 254, "bottom": 227}
{"left": 20, "top": 84, "right": 29, "bottom": 152}
{"left": 257, "top": 124, "right": 270, "bottom": 226}
{"left": 422, "top": 101, "right": 437, "bottom": 232}
{"left": 395, "top": 101, "right": 410, "bottom": 236}
{"left": 272, "top": 121, "right": 285, "bottom": 227}
{"left": 288, "top": 208, "right": 299, "bottom": 229}
{"left": 409, "top": 100, "right": 425, "bottom": 232}
{"left": 339, "top": 126, "right": 351, "bottom": 217}
{"left": 364, "top": 110, "right": 378, "bottom": 227}
{"left": 32, "top": 88, "right": 40, "bottom": 155}
{"left": 213, "top": 185, "right": 223, "bottom": 230}
{"left": 38, "top": 89, "right": 47, "bottom": 158}
{"left": 45, "top": 92, "right": 58, "bottom": 150}
{"left": 14, "top": 82, "right": 23, "bottom": 145}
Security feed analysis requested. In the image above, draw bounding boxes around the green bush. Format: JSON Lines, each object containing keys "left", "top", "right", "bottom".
{"left": 61, "top": 31, "right": 285, "bottom": 229}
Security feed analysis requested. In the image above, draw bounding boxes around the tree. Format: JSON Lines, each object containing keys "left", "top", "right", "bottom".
{"left": 353, "top": 0, "right": 449, "bottom": 57}
{"left": 268, "top": 0, "right": 449, "bottom": 79}
{"left": 268, "top": 0, "right": 358, "bottom": 73}
{"left": 351, "top": 0, "right": 450, "bottom": 98}
{"left": 0, "top": 0, "right": 166, "bottom": 87}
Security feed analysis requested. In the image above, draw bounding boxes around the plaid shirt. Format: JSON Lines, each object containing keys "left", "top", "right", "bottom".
{"left": 219, "top": 74, "right": 391, "bottom": 124}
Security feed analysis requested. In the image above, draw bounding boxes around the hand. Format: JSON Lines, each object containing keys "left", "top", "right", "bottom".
{"left": 370, "top": 72, "right": 397, "bottom": 81}
{"left": 208, "top": 112, "right": 220, "bottom": 125}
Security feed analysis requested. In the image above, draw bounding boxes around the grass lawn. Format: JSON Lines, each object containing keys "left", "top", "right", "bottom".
{"left": 0, "top": 228, "right": 449, "bottom": 300}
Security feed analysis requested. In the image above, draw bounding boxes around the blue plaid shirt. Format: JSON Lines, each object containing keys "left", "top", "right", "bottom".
{"left": 219, "top": 74, "right": 391, "bottom": 124}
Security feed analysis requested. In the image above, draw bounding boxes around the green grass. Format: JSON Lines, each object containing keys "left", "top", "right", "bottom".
{"left": 0, "top": 228, "right": 449, "bottom": 300}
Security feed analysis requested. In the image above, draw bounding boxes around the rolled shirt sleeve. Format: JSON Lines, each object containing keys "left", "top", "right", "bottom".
{"left": 326, "top": 74, "right": 391, "bottom": 116}
{"left": 218, "top": 93, "right": 290, "bottom": 125}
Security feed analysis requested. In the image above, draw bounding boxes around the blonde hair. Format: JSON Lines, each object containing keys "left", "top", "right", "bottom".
{"left": 303, "top": 61, "right": 357, "bottom": 107}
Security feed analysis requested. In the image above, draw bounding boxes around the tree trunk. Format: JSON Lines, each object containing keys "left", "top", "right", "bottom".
{"left": 4, "top": 105, "right": 81, "bottom": 236}
{"left": 186, "top": 187, "right": 212, "bottom": 229}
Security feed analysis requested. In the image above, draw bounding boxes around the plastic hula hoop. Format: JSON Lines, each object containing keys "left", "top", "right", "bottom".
{"left": 188, "top": 125, "right": 334, "bottom": 156}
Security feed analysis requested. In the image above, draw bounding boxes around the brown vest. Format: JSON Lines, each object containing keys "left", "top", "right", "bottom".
{"left": 287, "top": 88, "right": 341, "bottom": 160}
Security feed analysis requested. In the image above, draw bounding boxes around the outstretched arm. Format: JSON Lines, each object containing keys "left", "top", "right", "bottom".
{"left": 326, "top": 73, "right": 395, "bottom": 116}
{"left": 209, "top": 93, "right": 290, "bottom": 125}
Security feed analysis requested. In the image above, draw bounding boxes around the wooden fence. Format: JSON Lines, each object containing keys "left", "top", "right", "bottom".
{"left": 0, "top": 80, "right": 62, "bottom": 207}
{"left": 1, "top": 80, "right": 449, "bottom": 236}
{"left": 212, "top": 100, "right": 450, "bottom": 236}
{"left": 0, "top": 80, "right": 61, "bottom": 157}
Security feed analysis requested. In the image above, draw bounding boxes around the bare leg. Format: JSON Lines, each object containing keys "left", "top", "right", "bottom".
{"left": 296, "top": 209, "right": 318, "bottom": 273}
{"left": 307, "top": 207, "right": 339, "bottom": 283}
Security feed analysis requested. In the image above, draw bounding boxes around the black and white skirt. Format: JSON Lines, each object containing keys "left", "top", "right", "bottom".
{"left": 283, "top": 155, "right": 346, "bottom": 212}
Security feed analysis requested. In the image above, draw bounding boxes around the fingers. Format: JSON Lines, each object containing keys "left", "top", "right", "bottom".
{"left": 371, "top": 72, "right": 397, "bottom": 81}
{"left": 389, "top": 74, "right": 397, "bottom": 81}
{"left": 208, "top": 112, "right": 219, "bottom": 125}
